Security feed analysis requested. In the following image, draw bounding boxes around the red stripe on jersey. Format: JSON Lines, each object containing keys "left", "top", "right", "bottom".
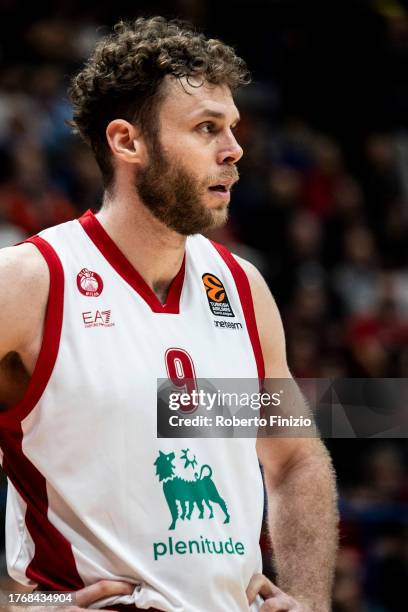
{"left": 0, "top": 236, "right": 64, "bottom": 428}
{"left": 79, "top": 209, "right": 185, "bottom": 314}
{"left": 1, "top": 431, "right": 84, "bottom": 590}
{"left": 210, "top": 241, "right": 265, "bottom": 381}
{"left": 0, "top": 236, "right": 84, "bottom": 590}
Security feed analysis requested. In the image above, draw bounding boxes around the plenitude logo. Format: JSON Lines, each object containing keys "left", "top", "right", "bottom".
{"left": 152, "top": 449, "right": 245, "bottom": 560}
{"left": 153, "top": 449, "right": 230, "bottom": 530}
{"left": 153, "top": 534, "right": 245, "bottom": 561}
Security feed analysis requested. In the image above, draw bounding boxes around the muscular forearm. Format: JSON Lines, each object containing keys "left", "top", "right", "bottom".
{"left": 264, "top": 442, "right": 338, "bottom": 611}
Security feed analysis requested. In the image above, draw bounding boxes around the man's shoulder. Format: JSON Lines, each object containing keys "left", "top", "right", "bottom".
{"left": 231, "top": 253, "right": 290, "bottom": 378}
{"left": 231, "top": 252, "right": 276, "bottom": 312}
{"left": 0, "top": 242, "right": 50, "bottom": 287}
{"left": 0, "top": 243, "right": 50, "bottom": 357}
{"left": 196, "top": 235, "right": 265, "bottom": 283}
{"left": 232, "top": 253, "right": 264, "bottom": 286}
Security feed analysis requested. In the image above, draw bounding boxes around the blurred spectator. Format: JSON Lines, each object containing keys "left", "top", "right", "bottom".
{"left": 346, "top": 273, "right": 408, "bottom": 376}
{"left": 333, "top": 225, "right": 380, "bottom": 315}
{"left": 337, "top": 443, "right": 408, "bottom": 611}
{"left": 333, "top": 547, "right": 386, "bottom": 612}
{"left": 302, "top": 135, "right": 346, "bottom": 220}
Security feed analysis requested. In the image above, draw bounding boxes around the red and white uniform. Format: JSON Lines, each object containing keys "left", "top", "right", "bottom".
{"left": 0, "top": 210, "right": 265, "bottom": 612}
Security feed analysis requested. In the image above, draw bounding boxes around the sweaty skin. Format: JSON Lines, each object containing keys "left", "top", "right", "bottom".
{"left": 0, "top": 77, "right": 338, "bottom": 611}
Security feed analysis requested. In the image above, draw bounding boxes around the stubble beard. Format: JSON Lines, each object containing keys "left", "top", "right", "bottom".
{"left": 135, "top": 133, "right": 229, "bottom": 236}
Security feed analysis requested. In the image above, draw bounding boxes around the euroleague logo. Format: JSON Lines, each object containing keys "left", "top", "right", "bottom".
{"left": 77, "top": 268, "right": 103, "bottom": 297}
{"left": 202, "top": 273, "right": 234, "bottom": 317}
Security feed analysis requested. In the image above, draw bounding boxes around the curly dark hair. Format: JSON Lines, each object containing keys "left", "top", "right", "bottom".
{"left": 68, "top": 16, "right": 250, "bottom": 188}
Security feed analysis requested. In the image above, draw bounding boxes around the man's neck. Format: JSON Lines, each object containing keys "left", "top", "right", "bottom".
{"left": 96, "top": 193, "right": 187, "bottom": 304}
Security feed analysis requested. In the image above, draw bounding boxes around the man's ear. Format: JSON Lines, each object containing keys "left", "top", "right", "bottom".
{"left": 106, "top": 119, "right": 146, "bottom": 165}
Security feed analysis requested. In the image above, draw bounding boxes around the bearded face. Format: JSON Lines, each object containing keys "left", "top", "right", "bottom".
{"left": 135, "top": 130, "right": 238, "bottom": 236}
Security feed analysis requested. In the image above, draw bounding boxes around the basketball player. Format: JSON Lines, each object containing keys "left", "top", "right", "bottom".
{"left": 0, "top": 17, "right": 338, "bottom": 612}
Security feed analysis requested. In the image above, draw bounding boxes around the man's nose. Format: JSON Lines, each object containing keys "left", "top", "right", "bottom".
{"left": 217, "top": 133, "right": 243, "bottom": 165}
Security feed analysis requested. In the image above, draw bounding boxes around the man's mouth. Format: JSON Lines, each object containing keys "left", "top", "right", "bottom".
{"left": 208, "top": 184, "right": 229, "bottom": 193}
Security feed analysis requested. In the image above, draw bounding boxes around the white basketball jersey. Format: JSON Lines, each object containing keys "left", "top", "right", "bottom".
{"left": 0, "top": 210, "right": 266, "bottom": 612}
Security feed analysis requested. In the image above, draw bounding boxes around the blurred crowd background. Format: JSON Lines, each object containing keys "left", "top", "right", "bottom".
{"left": 0, "top": 0, "right": 407, "bottom": 610}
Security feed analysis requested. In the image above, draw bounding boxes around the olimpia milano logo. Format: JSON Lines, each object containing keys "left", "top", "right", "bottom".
{"left": 152, "top": 449, "right": 246, "bottom": 561}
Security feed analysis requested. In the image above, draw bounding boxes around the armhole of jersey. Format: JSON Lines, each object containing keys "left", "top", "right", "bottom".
{"left": 210, "top": 240, "right": 265, "bottom": 382}
{"left": 0, "top": 236, "right": 64, "bottom": 429}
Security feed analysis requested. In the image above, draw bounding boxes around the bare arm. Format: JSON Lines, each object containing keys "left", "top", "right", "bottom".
{"left": 238, "top": 257, "right": 338, "bottom": 611}
{"left": 0, "top": 243, "right": 49, "bottom": 405}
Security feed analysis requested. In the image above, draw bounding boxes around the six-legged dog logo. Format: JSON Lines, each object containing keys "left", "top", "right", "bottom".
{"left": 154, "top": 449, "right": 230, "bottom": 530}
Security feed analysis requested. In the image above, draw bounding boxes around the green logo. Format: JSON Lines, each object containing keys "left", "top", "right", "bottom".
{"left": 154, "top": 449, "right": 230, "bottom": 530}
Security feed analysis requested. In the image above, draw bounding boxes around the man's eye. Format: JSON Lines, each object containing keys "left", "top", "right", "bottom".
{"left": 199, "top": 122, "right": 216, "bottom": 134}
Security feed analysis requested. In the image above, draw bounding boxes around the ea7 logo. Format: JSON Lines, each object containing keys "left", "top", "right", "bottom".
{"left": 82, "top": 310, "right": 114, "bottom": 328}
